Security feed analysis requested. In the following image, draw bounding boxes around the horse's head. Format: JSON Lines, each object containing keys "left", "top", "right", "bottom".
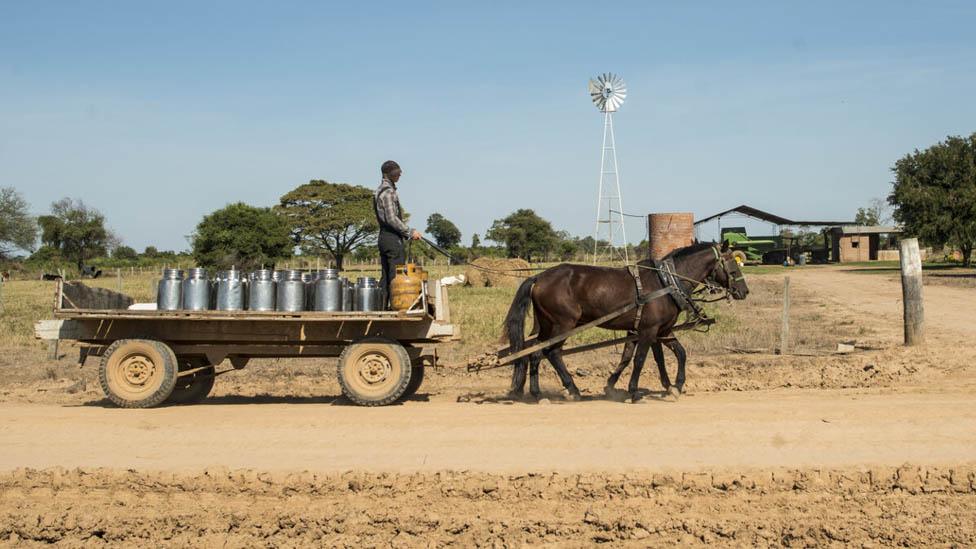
{"left": 709, "top": 242, "right": 749, "bottom": 299}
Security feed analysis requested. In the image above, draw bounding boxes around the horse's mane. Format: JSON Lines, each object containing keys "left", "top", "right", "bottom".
{"left": 663, "top": 241, "right": 716, "bottom": 260}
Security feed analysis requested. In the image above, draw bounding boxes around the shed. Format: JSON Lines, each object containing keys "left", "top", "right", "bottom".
{"left": 827, "top": 225, "right": 902, "bottom": 262}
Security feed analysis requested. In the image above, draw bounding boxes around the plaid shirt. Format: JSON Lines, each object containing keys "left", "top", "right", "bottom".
{"left": 374, "top": 177, "right": 411, "bottom": 239}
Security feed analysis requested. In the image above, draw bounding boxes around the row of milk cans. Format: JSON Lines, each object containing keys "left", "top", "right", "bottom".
{"left": 156, "top": 268, "right": 381, "bottom": 312}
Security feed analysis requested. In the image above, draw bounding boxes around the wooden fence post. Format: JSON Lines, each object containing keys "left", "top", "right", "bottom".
{"left": 899, "top": 238, "right": 924, "bottom": 345}
{"left": 117, "top": 269, "right": 123, "bottom": 292}
{"left": 0, "top": 276, "right": 4, "bottom": 313}
{"left": 779, "top": 276, "right": 790, "bottom": 354}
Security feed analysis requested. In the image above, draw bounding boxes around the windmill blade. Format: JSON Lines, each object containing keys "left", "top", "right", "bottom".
{"left": 588, "top": 78, "right": 601, "bottom": 95}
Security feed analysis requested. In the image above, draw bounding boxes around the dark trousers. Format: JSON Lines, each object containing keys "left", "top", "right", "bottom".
{"left": 378, "top": 231, "right": 405, "bottom": 309}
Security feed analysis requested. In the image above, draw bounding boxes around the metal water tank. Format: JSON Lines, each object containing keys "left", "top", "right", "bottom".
{"left": 355, "top": 277, "right": 381, "bottom": 311}
{"left": 182, "top": 268, "right": 211, "bottom": 310}
{"left": 313, "top": 269, "right": 342, "bottom": 311}
{"left": 277, "top": 270, "right": 305, "bottom": 312}
{"left": 216, "top": 269, "right": 245, "bottom": 311}
{"left": 157, "top": 268, "right": 184, "bottom": 311}
{"left": 341, "top": 278, "right": 354, "bottom": 311}
{"left": 648, "top": 212, "right": 695, "bottom": 260}
{"left": 248, "top": 269, "right": 276, "bottom": 311}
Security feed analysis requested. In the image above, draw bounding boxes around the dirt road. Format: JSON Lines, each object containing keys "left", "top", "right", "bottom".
{"left": 786, "top": 265, "right": 976, "bottom": 339}
{"left": 2, "top": 389, "right": 974, "bottom": 472}
{"left": 2, "top": 267, "right": 975, "bottom": 546}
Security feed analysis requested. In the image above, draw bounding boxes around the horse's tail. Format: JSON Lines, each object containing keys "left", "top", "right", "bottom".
{"left": 504, "top": 276, "right": 537, "bottom": 354}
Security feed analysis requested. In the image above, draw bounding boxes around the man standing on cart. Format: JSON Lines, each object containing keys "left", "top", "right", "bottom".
{"left": 374, "top": 160, "right": 421, "bottom": 309}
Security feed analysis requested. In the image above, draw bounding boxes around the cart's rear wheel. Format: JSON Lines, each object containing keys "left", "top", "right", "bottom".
{"left": 168, "top": 357, "right": 215, "bottom": 405}
{"left": 99, "top": 339, "right": 178, "bottom": 408}
{"left": 400, "top": 365, "right": 425, "bottom": 401}
{"left": 337, "top": 338, "right": 412, "bottom": 406}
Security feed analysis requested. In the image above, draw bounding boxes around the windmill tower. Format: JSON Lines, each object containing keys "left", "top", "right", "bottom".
{"left": 588, "top": 73, "right": 629, "bottom": 264}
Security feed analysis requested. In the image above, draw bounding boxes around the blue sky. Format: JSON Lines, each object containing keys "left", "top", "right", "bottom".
{"left": 2, "top": 1, "right": 974, "bottom": 251}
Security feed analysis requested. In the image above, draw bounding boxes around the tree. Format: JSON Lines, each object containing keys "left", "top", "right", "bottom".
{"left": 143, "top": 246, "right": 159, "bottom": 258}
{"left": 37, "top": 198, "right": 112, "bottom": 269}
{"left": 854, "top": 207, "right": 879, "bottom": 226}
{"left": 426, "top": 213, "right": 462, "bottom": 248}
{"left": 471, "top": 233, "right": 481, "bottom": 249}
{"left": 192, "top": 202, "right": 293, "bottom": 269}
{"left": 486, "top": 209, "right": 559, "bottom": 261}
{"left": 0, "top": 187, "right": 37, "bottom": 258}
{"left": 113, "top": 245, "right": 138, "bottom": 260}
{"left": 889, "top": 133, "right": 976, "bottom": 266}
{"left": 276, "top": 180, "right": 377, "bottom": 270}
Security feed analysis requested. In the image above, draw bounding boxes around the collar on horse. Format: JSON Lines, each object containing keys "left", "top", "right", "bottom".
{"left": 626, "top": 250, "right": 725, "bottom": 334}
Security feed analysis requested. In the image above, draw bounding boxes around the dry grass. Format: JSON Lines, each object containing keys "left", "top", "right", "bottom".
{"left": 0, "top": 266, "right": 861, "bottom": 357}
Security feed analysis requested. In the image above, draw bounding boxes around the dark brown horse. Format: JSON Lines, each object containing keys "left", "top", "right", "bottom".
{"left": 504, "top": 242, "right": 749, "bottom": 402}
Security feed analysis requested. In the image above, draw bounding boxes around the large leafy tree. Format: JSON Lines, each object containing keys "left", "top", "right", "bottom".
{"left": 192, "top": 202, "right": 293, "bottom": 269}
{"left": 0, "top": 187, "right": 37, "bottom": 258}
{"left": 426, "top": 213, "right": 462, "bottom": 248}
{"left": 889, "top": 133, "right": 976, "bottom": 266}
{"left": 486, "top": 208, "right": 558, "bottom": 261}
{"left": 37, "top": 198, "right": 112, "bottom": 269}
{"left": 276, "top": 180, "right": 377, "bottom": 270}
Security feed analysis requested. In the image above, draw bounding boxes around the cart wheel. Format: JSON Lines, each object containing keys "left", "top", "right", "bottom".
{"left": 400, "top": 365, "right": 425, "bottom": 401}
{"left": 99, "top": 339, "right": 178, "bottom": 408}
{"left": 167, "top": 357, "right": 215, "bottom": 405}
{"left": 337, "top": 337, "right": 412, "bottom": 406}
{"left": 732, "top": 250, "right": 747, "bottom": 266}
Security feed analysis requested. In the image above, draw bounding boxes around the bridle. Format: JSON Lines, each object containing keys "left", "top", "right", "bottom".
{"left": 706, "top": 247, "right": 745, "bottom": 297}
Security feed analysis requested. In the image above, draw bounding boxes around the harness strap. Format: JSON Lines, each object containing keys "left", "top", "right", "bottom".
{"left": 627, "top": 265, "right": 644, "bottom": 332}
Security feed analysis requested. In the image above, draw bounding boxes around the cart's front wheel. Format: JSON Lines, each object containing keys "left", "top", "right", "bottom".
{"left": 337, "top": 338, "right": 412, "bottom": 406}
{"left": 99, "top": 339, "right": 178, "bottom": 408}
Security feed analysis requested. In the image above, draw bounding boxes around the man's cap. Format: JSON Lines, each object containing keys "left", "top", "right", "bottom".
{"left": 381, "top": 160, "right": 400, "bottom": 175}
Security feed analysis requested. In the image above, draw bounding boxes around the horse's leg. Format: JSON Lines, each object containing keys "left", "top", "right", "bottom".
{"left": 604, "top": 340, "right": 636, "bottom": 393}
{"left": 509, "top": 358, "right": 528, "bottom": 398}
{"left": 528, "top": 351, "right": 543, "bottom": 398}
{"left": 544, "top": 342, "right": 582, "bottom": 401}
{"left": 664, "top": 338, "right": 688, "bottom": 396}
{"left": 627, "top": 338, "right": 653, "bottom": 402}
{"left": 651, "top": 341, "right": 672, "bottom": 390}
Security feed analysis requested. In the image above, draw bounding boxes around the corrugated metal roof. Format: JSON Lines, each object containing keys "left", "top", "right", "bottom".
{"left": 695, "top": 204, "right": 854, "bottom": 227}
{"left": 829, "top": 225, "right": 902, "bottom": 235}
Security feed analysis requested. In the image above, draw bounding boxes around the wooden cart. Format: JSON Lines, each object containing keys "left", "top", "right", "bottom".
{"left": 34, "top": 279, "right": 458, "bottom": 408}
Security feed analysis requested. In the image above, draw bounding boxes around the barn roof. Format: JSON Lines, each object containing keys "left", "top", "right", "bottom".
{"left": 828, "top": 225, "right": 902, "bottom": 235}
{"left": 695, "top": 204, "right": 854, "bottom": 227}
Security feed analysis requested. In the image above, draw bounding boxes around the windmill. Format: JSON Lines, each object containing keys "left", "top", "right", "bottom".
{"left": 588, "top": 72, "right": 629, "bottom": 264}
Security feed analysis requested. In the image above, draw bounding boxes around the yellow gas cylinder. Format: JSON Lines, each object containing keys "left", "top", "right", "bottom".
{"left": 390, "top": 263, "right": 426, "bottom": 311}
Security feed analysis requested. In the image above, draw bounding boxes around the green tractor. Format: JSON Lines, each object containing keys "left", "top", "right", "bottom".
{"left": 720, "top": 227, "right": 794, "bottom": 265}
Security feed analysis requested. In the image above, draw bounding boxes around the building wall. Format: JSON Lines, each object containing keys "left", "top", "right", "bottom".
{"left": 833, "top": 234, "right": 878, "bottom": 262}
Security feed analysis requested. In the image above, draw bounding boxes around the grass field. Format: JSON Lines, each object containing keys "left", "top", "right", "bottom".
{"left": 0, "top": 264, "right": 859, "bottom": 357}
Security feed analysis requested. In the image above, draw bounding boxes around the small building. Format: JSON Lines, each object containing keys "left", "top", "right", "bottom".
{"left": 827, "top": 226, "right": 901, "bottom": 262}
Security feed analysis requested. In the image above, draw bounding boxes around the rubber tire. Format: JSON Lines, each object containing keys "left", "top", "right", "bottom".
{"left": 399, "top": 365, "right": 425, "bottom": 401}
{"left": 732, "top": 250, "right": 747, "bottom": 266}
{"left": 337, "top": 337, "right": 412, "bottom": 406}
{"left": 99, "top": 339, "right": 178, "bottom": 409}
{"left": 167, "top": 357, "right": 215, "bottom": 405}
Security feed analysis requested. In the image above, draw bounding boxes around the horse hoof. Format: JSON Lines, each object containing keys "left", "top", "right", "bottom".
{"left": 603, "top": 385, "right": 616, "bottom": 396}
{"left": 567, "top": 392, "right": 582, "bottom": 402}
{"left": 667, "top": 386, "right": 681, "bottom": 401}
{"left": 506, "top": 391, "right": 523, "bottom": 401}
{"left": 630, "top": 392, "right": 643, "bottom": 403}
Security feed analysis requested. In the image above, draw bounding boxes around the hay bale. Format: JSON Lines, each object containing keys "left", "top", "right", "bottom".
{"left": 463, "top": 257, "right": 531, "bottom": 288}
